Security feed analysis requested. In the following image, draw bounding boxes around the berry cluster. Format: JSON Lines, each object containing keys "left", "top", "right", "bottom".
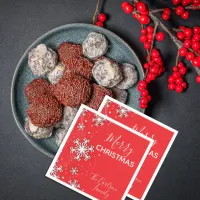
{"left": 177, "top": 26, "right": 200, "bottom": 67}
{"left": 96, "top": 13, "right": 107, "bottom": 27}
{"left": 162, "top": 8, "right": 172, "bottom": 20}
{"left": 168, "top": 62, "right": 187, "bottom": 92}
{"left": 122, "top": 1, "right": 150, "bottom": 25}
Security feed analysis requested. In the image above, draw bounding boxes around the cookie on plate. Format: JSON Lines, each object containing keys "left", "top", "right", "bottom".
{"left": 111, "top": 87, "right": 128, "bottom": 103}
{"left": 55, "top": 128, "right": 68, "bottom": 147}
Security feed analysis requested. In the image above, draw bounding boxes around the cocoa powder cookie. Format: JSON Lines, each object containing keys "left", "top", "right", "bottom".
{"left": 52, "top": 73, "right": 91, "bottom": 107}
{"left": 26, "top": 94, "right": 62, "bottom": 127}
{"left": 92, "top": 57, "right": 123, "bottom": 88}
{"left": 111, "top": 87, "right": 128, "bottom": 103}
{"left": 25, "top": 78, "right": 51, "bottom": 104}
{"left": 82, "top": 32, "right": 108, "bottom": 59}
{"left": 63, "top": 57, "right": 93, "bottom": 80}
{"left": 47, "top": 62, "right": 65, "bottom": 84}
{"left": 28, "top": 44, "right": 57, "bottom": 76}
{"left": 25, "top": 118, "right": 53, "bottom": 139}
{"left": 58, "top": 42, "right": 82, "bottom": 64}
{"left": 116, "top": 63, "right": 138, "bottom": 89}
{"left": 87, "top": 83, "right": 112, "bottom": 110}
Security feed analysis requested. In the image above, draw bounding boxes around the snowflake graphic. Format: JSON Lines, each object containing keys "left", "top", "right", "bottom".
{"left": 116, "top": 106, "right": 129, "bottom": 118}
{"left": 70, "top": 167, "right": 78, "bottom": 175}
{"left": 50, "top": 163, "right": 63, "bottom": 179}
{"left": 105, "top": 99, "right": 111, "bottom": 107}
{"left": 68, "top": 180, "right": 80, "bottom": 189}
{"left": 77, "top": 123, "right": 85, "bottom": 130}
{"left": 81, "top": 108, "right": 87, "bottom": 116}
{"left": 92, "top": 115, "right": 106, "bottom": 126}
{"left": 70, "top": 138, "right": 94, "bottom": 161}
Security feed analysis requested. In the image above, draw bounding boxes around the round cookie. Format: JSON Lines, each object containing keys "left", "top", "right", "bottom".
{"left": 63, "top": 57, "right": 93, "bottom": 80}
{"left": 58, "top": 42, "right": 82, "bottom": 64}
{"left": 87, "top": 84, "right": 112, "bottom": 110}
{"left": 92, "top": 57, "right": 123, "bottom": 88}
{"left": 55, "top": 128, "right": 68, "bottom": 147}
{"left": 25, "top": 118, "right": 53, "bottom": 139}
{"left": 111, "top": 87, "right": 128, "bottom": 103}
{"left": 47, "top": 62, "right": 65, "bottom": 84}
{"left": 116, "top": 63, "right": 138, "bottom": 89}
{"left": 25, "top": 78, "right": 51, "bottom": 104}
{"left": 51, "top": 73, "right": 91, "bottom": 107}
{"left": 27, "top": 94, "right": 62, "bottom": 127}
{"left": 82, "top": 32, "right": 108, "bottom": 59}
{"left": 28, "top": 44, "right": 57, "bottom": 76}
{"left": 55, "top": 106, "right": 78, "bottom": 128}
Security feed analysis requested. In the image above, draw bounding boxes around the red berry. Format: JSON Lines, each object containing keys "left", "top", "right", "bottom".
{"left": 175, "top": 77, "right": 183, "bottom": 85}
{"left": 184, "top": 28, "right": 193, "bottom": 37}
{"left": 168, "top": 83, "right": 176, "bottom": 90}
{"left": 164, "top": 8, "right": 171, "bottom": 15}
{"left": 186, "top": 52, "right": 195, "bottom": 60}
{"left": 138, "top": 80, "right": 147, "bottom": 88}
{"left": 144, "top": 42, "right": 151, "bottom": 49}
{"left": 179, "top": 67, "right": 187, "bottom": 75}
{"left": 173, "top": 66, "right": 179, "bottom": 71}
{"left": 124, "top": 4, "right": 134, "bottom": 14}
{"left": 139, "top": 15, "right": 150, "bottom": 25}
{"left": 192, "top": 34, "right": 200, "bottom": 42}
{"left": 156, "top": 32, "right": 165, "bottom": 41}
{"left": 162, "top": 13, "right": 170, "bottom": 20}
{"left": 151, "top": 50, "right": 160, "bottom": 58}
{"left": 95, "top": 21, "right": 103, "bottom": 27}
{"left": 175, "top": 6, "right": 184, "bottom": 16}
{"left": 193, "top": 0, "right": 200, "bottom": 4}
{"left": 147, "top": 95, "right": 151, "bottom": 102}
{"left": 172, "top": 0, "right": 181, "bottom": 5}
{"left": 193, "top": 26, "right": 200, "bottom": 34}
{"left": 136, "top": 2, "right": 147, "bottom": 12}
{"left": 147, "top": 33, "right": 153, "bottom": 41}
{"left": 178, "top": 62, "right": 184, "bottom": 68}
{"left": 141, "top": 90, "right": 148, "bottom": 97}
{"left": 150, "top": 67, "right": 159, "bottom": 74}
{"left": 140, "top": 103, "right": 148, "bottom": 109}
{"left": 121, "top": 2, "right": 129, "bottom": 10}
{"left": 181, "top": 82, "right": 187, "bottom": 89}
{"left": 175, "top": 85, "right": 183, "bottom": 93}
{"left": 179, "top": 26, "right": 186, "bottom": 30}
{"left": 179, "top": 47, "right": 187, "bottom": 56}
{"left": 144, "top": 63, "right": 150, "bottom": 69}
{"left": 146, "top": 26, "right": 154, "bottom": 33}
{"left": 177, "top": 32, "right": 185, "bottom": 40}
{"left": 138, "top": 86, "right": 144, "bottom": 92}
{"left": 140, "top": 35, "right": 148, "bottom": 43}
{"left": 192, "top": 41, "right": 200, "bottom": 51}
{"left": 153, "top": 57, "right": 162, "bottom": 63}
{"left": 192, "top": 57, "right": 200, "bottom": 67}
{"left": 182, "top": 0, "right": 192, "bottom": 6}
{"left": 98, "top": 14, "right": 107, "bottom": 22}
{"left": 168, "top": 76, "right": 175, "bottom": 83}
{"left": 181, "top": 11, "right": 189, "bottom": 19}
{"left": 140, "top": 97, "right": 148, "bottom": 105}
{"left": 184, "top": 39, "right": 192, "bottom": 48}
{"left": 196, "top": 75, "right": 200, "bottom": 83}
{"left": 173, "top": 72, "right": 181, "bottom": 78}
{"left": 141, "top": 28, "right": 147, "bottom": 35}
{"left": 132, "top": 13, "right": 138, "bottom": 19}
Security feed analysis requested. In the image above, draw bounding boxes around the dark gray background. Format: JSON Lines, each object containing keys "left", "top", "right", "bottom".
{"left": 0, "top": 0, "right": 200, "bottom": 199}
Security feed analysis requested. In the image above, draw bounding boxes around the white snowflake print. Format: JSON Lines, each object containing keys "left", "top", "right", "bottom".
{"left": 77, "top": 123, "right": 85, "bottom": 130}
{"left": 116, "top": 106, "right": 129, "bottom": 118}
{"left": 92, "top": 115, "right": 106, "bottom": 126}
{"left": 81, "top": 108, "right": 87, "bottom": 116}
{"left": 50, "top": 163, "right": 63, "bottom": 179}
{"left": 68, "top": 180, "right": 80, "bottom": 189}
{"left": 70, "top": 167, "right": 78, "bottom": 175}
{"left": 70, "top": 138, "right": 94, "bottom": 161}
{"left": 105, "top": 99, "right": 111, "bottom": 107}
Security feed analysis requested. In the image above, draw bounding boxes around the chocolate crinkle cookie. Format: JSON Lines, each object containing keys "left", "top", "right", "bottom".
{"left": 111, "top": 87, "right": 128, "bottom": 103}
{"left": 25, "top": 118, "right": 53, "bottom": 139}
{"left": 28, "top": 44, "right": 57, "bottom": 76}
{"left": 82, "top": 32, "right": 108, "bottom": 59}
{"left": 116, "top": 63, "right": 138, "bottom": 89}
{"left": 55, "top": 106, "right": 78, "bottom": 129}
{"left": 92, "top": 57, "right": 123, "bottom": 88}
{"left": 55, "top": 128, "right": 68, "bottom": 146}
{"left": 47, "top": 62, "right": 65, "bottom": 84}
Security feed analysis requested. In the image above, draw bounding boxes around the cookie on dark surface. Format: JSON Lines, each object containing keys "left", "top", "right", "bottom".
{"left": 52, "top": 73, "right": 91, "bottom": 107}
{"left": 26, "top": 94, "right": 62, "bottom": 127}
{"left": 111, "top": 87, "right": 128, "bottom": 103}
{"left": 87, "top": 83, "right": 112, "bottom": 110}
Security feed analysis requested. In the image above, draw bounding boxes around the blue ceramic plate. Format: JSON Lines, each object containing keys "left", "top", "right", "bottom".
{"left": 11, "top": 23, "right": 144, "bottom": 158}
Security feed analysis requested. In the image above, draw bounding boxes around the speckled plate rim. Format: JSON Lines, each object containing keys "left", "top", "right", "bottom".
{"left": 11, "top": 23, "right": 144, "bottom": 158}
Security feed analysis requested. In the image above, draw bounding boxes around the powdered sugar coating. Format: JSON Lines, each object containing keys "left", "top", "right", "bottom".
{"left": 82, "top": 32, "right": 108, "bottom": 59}
{"left": 28, "top": 44, "right": 57, "bottom": 76}
{"left": 116, "top": 63, "right": 138, "bottom": 89}
{"left": 111, "top": 87, "right": 128, "bottom": 103}
{"left": 25, "top": 118, "right": 53, "bottom": 139}
{"left": 55, "top": 128, "right": 68, "bottom": 146}
{"left": 92, "top": 57, "right": 123, "bottom": 88}
{"left": 47, "top": 62, "right": 65, "bottom": 84}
